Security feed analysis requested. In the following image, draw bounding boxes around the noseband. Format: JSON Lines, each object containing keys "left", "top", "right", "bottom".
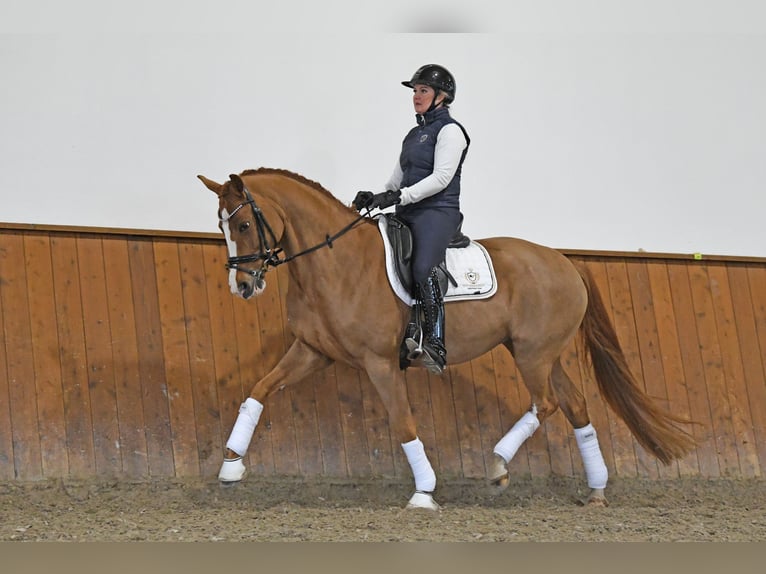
{"left": 220, "top": 183, "right": 367, "bottom": 280}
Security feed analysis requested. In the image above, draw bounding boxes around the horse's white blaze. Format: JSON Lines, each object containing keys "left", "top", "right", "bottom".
{"left": 221, "top": 208, "right": 239, "bottom": 295}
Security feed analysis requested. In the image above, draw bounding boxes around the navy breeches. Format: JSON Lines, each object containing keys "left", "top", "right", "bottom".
{"left": 396, "top": 207, "right": 462, "bottom": 285}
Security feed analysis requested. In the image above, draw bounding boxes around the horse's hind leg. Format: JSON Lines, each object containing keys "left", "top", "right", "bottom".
{"left": 488, "top": 349, "right": 559, "bottom": 489}
{"left": 551, "top": 357, "right": 609, "bottom": 506}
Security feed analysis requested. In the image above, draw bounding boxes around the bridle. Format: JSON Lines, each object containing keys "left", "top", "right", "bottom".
{"left": 219, "top": 183, "right": 368, "bottom": 281}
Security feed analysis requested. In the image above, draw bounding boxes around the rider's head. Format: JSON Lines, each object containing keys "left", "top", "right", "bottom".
{"left": 402, "top": 64, "right": 456, "bottom": 114}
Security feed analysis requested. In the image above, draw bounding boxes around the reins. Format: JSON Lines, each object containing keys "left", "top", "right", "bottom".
{"left": 221, "top": 183, "right": 369, "bottom": 277}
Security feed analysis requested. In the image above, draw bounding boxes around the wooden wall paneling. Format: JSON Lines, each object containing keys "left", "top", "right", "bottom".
{"left": 50, "top": 235, "right": 95, "bottom": 478}
{"left": 666, "top": 261, "right": 720, "bottom": 477}
{"left": 312, "top": 364, "right": 348, "bottom": 476}
{"left": 605, "top": 260, "right": 658, "bottom": 478}
{"left": 469, "top": 352, "right": 507, "bottom": 479}
{"left": 256, "top": 266, "right": 300, "bottom": 476}
{"left": 490, "top": 346, "right": 532, "bottom": 477}
{"left": 644, "top": 260, "right": 700, "bottom": 476}
{"left": 127, "top": 239, "right": 174, "bottom": 477}
{"left": 742, "top": 266, "right": 766, "bottom": 474}
{"left": 625, "top": 260, "right": 679, "bottom": 479}
{"left": 153, "top": 239, "right": 200, "bottom": 477}
{"left": 22, "top": 233, "right": 69, "bottom": 478}
{"left": 77, "top": 236, "right": 121, "bottom": 476}
{"left": 0, "top": 233, "right": 42, "bottom": 480}
{"left": 425, "top": 367, "right": 463, "bottom": 478}
{"left": 707, "top": 264, "right": 760, "bottom": 477}
{"left": 687, "top": 263, "right": 740, "bottom": 475}
{"left": 178, "top": 241, "right": 223, "bottom": 477}
{"left": 447, "top": 362, "right": 485, "bottom": 478}
{"left": 576, "top": 261, "right": 624, "bottom": 476}
{"left": 358, "top": 371, "right": 397, "bottom": 477}
{"left": 333, "top": 363, "right": 371, "bottom": 477}
{"left": 102, "top": 237, "right": 148, "bottom": 478}
{"left": 0, "top": 279, "right": 14, "bottom": 479}
{"left": 201, "top": 243, "right": 248, "bottom": 474}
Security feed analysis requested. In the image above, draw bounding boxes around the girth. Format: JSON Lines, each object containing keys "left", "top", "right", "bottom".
{"left": 383, "top": 213, "right": 470, "bottom": 297}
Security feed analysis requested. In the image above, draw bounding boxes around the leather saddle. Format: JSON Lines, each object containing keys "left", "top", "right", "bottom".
{"left": 383, "top": 213, "right": 471, "bottom": 297}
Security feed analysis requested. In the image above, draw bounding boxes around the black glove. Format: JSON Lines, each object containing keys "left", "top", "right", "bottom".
{"left": 370, "top": 189, "right": 402, "bottom": 210}
{"left": 353, "top": 191, "right": 374, "bottom": 211}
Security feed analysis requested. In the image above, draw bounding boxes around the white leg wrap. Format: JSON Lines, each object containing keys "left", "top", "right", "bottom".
{"left": 493, "top": 409, "right": 540, "bottom": 463}
{"left": 401, "top": 437, "right": 436, "bottom": 493}
{"left": 225, "top": 397, "right": 264, "bottom": 456}
{"left": 574, "top": 423, "right": 608, "bottom": 489}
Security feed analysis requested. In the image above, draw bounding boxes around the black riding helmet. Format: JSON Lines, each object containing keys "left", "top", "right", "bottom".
{"left": 402, "top": 64, "right": 456, "bottom": 105}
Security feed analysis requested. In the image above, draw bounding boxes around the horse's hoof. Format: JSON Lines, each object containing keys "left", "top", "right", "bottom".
{"left": 487, "top": 453, "right": 510, "bottom": 492}
{"left": 218, "top": 457, "right": 246, "bottom": 483}
{"left": 578, "top": 488, "right": 609, "bottom": 507}
{"left": 406, "top": 491, "right": 440, "bottom": 511}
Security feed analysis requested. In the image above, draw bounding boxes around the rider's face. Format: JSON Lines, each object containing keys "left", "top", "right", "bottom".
{"left": 412, "top": 84, "right": 444, "bottom": 114}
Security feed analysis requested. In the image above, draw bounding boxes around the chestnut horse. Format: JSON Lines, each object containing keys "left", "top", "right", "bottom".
{"left": 198, "top": 168, "right": 695, "bottom": 510}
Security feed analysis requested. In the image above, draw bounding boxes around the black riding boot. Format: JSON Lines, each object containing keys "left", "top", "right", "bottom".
{"left": 416, "top": 268, "right": 447, "bottom": 374}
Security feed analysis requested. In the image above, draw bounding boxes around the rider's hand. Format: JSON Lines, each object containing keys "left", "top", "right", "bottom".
{"left": 370, "top": 189, "right": 402, "bottom": 210}
{"left": 352, "top": 191, "right": 374, "bottom": 211}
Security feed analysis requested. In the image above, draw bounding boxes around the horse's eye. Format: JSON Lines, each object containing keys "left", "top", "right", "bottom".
{"left": 238, "top": 221, "right": 250, "bottom": 233}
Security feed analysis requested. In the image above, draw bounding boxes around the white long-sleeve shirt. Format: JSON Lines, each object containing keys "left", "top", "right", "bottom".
{"left": 383, "top": 123, "right": 468, "bottom": 206}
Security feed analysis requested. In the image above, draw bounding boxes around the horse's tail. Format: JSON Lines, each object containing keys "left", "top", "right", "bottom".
{"left": 575, "top": 262, "right": 697, "bottom": 464}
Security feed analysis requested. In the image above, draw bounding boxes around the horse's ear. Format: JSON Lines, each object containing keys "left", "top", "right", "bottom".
{"left": 197, "top": 175, "right": 223, "bottom": 196}
{"left": 229, "top": 173, "right": 244, "bottom": 193}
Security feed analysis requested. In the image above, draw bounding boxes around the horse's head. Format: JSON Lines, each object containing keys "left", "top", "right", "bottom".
{"left": 198, "top": 173, "right": 285, "bottom": 300}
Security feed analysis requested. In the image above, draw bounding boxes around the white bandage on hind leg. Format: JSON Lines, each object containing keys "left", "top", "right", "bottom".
{"left": 401, "top": 437, "right": 436, "bottom": 493}
{"left": 493, "top": 409, "right": 540, "bottom": 463}
{"left": 574, "top": 423, "right": 608, "bottom": 489}
{"left": 225, "top": 397, "right": 264, "bottom": 456}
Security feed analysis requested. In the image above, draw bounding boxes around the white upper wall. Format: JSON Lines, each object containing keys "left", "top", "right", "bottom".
{"left": 1, "top": 1, "right": 764, "bottom": 256}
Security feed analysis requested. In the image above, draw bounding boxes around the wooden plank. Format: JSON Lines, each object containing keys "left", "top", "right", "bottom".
{"left": 728, "top": 265, "right": 766, "bottom": 476}
{"left": 708, "top": 264, "right": 759, "bottom": 477}
{"left": 666, "top": 262, "right": 720, "bottom": 477}
{"left": 77, "top": 236, "right": 122, "bottom": 476}
{"left": 645, "top": 260, "right": 699, "bottom": 476}
{"left": 313, "top": 364, "right": 348, "bottom": 476}
{"left": 605, "top": 260, "right": 657, "bottom": 477}
{"left": 22, "top": 233, "right": 69, "bottom": 478}
{"left": 744, "top": 266, "right": 766, "bottom": 474}
{"left": 127, "top": 239, "right": 174, "bottom": 477}
{"left": 1, "top": 233, "right": 44, "bottom": 480}
{"left": 334, "top": 363, "right": 371, "bottom": 477}
{"left": 425, "top": 364, "right": 463, "bottom": 478}
{"left": 50, "top": 235, "right": 95, "bottom": 478}
{"left": 359, "top": 371, "right": 396, "bottom": 477}
{"left": 153, "top": 239, "right": 200, "bottom": 477}
{"left": 625, "top": 260, "right": 679, "bottom": 479}
{"left": 448, "top": 362, "right": 485, "bottom": 478}
{"left": 687, "top": 263, "right": 740, "bottom": 475}
{"left": 179, "top": 241, "right": 224, "bottom": 477}
{"left": 102, "top": 237, "right": 148, "bottom": 478}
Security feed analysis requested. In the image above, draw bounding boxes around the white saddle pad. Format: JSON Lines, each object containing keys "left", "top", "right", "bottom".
{"left": 377, "top": 216, "right": 498, "bottom": 306}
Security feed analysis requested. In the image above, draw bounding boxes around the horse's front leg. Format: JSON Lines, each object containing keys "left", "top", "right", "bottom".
{"left": 365, "top": 358, "right": 440, "bottom": 511}
{"left": 218, "top": 339, "right": 331, "bottom": 483}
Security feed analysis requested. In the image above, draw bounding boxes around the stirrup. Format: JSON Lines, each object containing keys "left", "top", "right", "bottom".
{"left": 404, "top": 326, "right": 424, "bottom": 360}
{"left": 419, "top": 344, "right": 446, "bottom": 375}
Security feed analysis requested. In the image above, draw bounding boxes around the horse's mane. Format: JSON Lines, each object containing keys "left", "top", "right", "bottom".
{"left": 240, "top": 167, "right": 366, "bottom": 219}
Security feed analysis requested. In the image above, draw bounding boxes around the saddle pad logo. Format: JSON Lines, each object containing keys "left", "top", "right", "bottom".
{"left": 465, "top": 271, "right": 480, "bottom": 284}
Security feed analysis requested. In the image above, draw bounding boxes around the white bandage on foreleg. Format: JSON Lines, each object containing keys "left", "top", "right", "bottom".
{"left": 574, "top": 423, "right": 608, "bottom": 489}
{"left": 401, "top": 437, "right": 436, "bottom": 493}
{"left": 225, "top": 397, "right": 264, "bottom": 456}
{"left": 493, "top": 409, "right": 540, "bottom": 463}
